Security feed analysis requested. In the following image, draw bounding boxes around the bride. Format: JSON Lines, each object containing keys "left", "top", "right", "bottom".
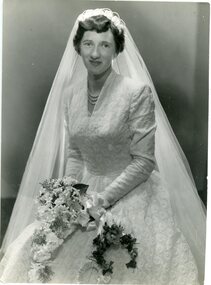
{"left": 0, "top": 8, "right": 206, "bottom": 285}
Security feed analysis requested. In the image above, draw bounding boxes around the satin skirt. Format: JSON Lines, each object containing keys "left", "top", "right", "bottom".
{"left": 0, "top": 170, "right": 200, "bottom": 284}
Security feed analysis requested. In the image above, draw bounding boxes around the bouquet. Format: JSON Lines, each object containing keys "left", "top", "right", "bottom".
{"left": 28, "top": 176, "right": 90, "bottom": 283}
{"left": 28, "top": 177, "right": 138, "bottom": 284}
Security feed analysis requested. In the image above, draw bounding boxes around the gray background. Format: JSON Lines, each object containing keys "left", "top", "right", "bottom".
{"left": 2, "top": 1, "right": 209, "bottom": 206}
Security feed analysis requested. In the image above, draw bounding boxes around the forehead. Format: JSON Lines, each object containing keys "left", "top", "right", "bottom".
{"left": 82, "top": 30, "right": 115, "bottom": 43}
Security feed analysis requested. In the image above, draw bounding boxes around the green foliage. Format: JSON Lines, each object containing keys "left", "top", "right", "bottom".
{"left": 91, "top": 222, "right": 138, "bottom": 276}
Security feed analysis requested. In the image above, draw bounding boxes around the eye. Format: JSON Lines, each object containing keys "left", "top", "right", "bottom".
{"left": 102, "top": 43, "right": 110, "bottom": 48}
{"left": 82, "top": 41, "right": 92, "bottom": 47}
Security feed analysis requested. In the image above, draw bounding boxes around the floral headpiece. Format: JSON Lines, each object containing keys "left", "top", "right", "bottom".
{"left": 77, "top": 8, "right": 125, "bottom": 32}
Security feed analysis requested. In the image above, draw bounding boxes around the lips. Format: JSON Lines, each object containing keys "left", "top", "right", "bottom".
{"left": 89, "top": 60, "right": 102, "bottom": 66}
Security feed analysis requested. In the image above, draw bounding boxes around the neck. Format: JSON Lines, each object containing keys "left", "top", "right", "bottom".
{"left": 88, "top": 65, "right": 113, "bottom": 93}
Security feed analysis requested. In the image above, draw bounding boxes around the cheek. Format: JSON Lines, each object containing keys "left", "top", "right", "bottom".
{"left": 101, "top": 48, "right": 115, "bottom": 59}
{"left": 104, "top": 52, "right": 115, "bottom": 62}
{"left": 80, "top": 51, "right": 89, "bottom": 62}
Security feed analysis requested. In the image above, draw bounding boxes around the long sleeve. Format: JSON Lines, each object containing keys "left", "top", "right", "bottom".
{"left": 100, "top": 85, "right": 156, "bottom": 207}
{"left": 64, "top": 93, "right": 84, "bottom": 181}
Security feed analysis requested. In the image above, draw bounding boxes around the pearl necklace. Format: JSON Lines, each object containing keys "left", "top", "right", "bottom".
{"left": 88, "top": 90, "right": 99, "bottom": 105}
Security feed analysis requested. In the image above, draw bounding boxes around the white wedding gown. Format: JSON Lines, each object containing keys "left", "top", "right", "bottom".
{"left": 0, "top": 70, "right": 201, "bottom": 284}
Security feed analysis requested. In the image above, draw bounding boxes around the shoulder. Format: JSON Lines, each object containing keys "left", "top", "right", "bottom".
{"left": 115, "top": 72, "right": 151, "bottom": 97}
{"left": 114, "top": 74, "right": 154, "bottom": 115}
{"left": 112, "top": 72, "right": 154, "bottom": 112}
{"left": 114, "top": 73, "right": 153, "bottom": 112}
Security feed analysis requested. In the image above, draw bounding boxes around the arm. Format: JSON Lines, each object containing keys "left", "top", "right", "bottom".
{"left": 100, "top": 85, "right": 156, "bottom": 207}
{"left": 64, "top": 93, "right": 84, "bottom": 181}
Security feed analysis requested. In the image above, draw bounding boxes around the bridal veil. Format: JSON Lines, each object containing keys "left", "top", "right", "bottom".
{"left": 1, "top": 8, "right": 206, "bottom": 283}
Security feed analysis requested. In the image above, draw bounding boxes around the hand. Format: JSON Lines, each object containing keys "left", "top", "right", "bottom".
{"left": 86, "top": 193, "right": 106, "bottom": 222}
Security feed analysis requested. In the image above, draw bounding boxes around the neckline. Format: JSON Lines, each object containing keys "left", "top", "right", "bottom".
{"left": 86, "top": 69, "right": 117, "bottom": 117}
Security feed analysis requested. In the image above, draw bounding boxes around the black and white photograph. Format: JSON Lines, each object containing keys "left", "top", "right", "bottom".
{"left": 0, "top": 1, "right": 209, "bottom": 284}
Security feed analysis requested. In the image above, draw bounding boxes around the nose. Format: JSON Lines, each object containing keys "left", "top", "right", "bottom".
{"left": 90, "top": 46, "right": 100, "bottom": 59}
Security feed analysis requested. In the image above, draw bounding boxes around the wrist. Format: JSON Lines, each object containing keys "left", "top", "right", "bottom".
{"left": 97, "top": 193, "right": 110, "bottom": 209}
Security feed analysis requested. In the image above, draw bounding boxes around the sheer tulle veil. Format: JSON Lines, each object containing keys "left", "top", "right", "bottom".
{"left": 1, "top": 8, "right": 206, "bottom": 283}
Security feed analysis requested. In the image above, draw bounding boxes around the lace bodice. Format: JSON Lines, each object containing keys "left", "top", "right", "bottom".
{"left": 64, "top": 70, "right": 156, "bottom": 206}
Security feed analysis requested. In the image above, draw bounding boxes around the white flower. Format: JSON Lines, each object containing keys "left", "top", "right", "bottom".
{"left": 112, "top": 16, "right": 120, "bottom": 27}
{"left": 33, "top": 247, "right": 51, "bottom": 262}
{"left": 53, "top": 178, "right": 63, "bottom": 187}
{"left": 94, "top": 9, "right": 103, "bottom": 17}
{"left": 46, "top": 232, "right": 63, "bottom": 248}
{"left": 53, "top": 187, "right": 63, "bottom": 194}
{"left": 104, "top": 10, "right": 113, "bottom": 20}
{"left": 97, "top": 274, "right": 111, "bottom": 284}
{"left": 28, "top": 262, "right": 53, "bottom": 283}
{"left": 54, "top": 204, "right": 69, "bottom": 215}
{"left": 28, "top": 267, "right": 40, "bottom": 283}
{"left": 39, "top": 187, "right": 45, "bottom": 195}
{"left": 63, "top": 176, "right": 78, "bottom": 186}
{"left": 37, "top": 207, "right": 55, "bottom": 223}
{"left": 38, "top": 191, "right": 52, "bottom": 206}
{"left": 54, "top": 196, "right": 65, "bottom": 206}
{"left": 78, "top": 14, "right": 85, "bottom": 22}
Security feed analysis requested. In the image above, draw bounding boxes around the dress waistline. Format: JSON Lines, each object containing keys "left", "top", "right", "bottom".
{"left": 84, "top": 166, "right": 123, "bottom": 177}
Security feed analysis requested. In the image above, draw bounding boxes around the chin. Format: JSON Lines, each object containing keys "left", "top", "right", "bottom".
{"left": 88, "top": 69, "right": 105, "bottom": 76}
{"left": 88, "top": 67, "right": 112, "bottom": 77}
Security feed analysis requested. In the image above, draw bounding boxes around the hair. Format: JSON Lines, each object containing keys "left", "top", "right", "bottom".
{"left": 73, "top": 15, "right": 125, "bottom": 55}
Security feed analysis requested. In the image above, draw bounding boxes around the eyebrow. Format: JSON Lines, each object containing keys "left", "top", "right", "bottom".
{"left": 101, "top": 41, "right": 112, "bottom": 45}
{"left": 82, "top": 39, "right": 92, "bottom": 43}
{"left": 82, "top": 39, "right": 112, "bottom": 45}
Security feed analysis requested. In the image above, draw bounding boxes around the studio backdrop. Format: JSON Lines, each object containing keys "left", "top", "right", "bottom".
{"left": 1, "top": 0, "right": 209, "bottom": 232}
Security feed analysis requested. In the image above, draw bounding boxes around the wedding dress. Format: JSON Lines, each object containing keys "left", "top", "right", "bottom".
{"left": 0, "top": 8, "right": 206, "bottom": 285}
{"left": 0, "top": 70, "right": 201, "bottom": 284}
